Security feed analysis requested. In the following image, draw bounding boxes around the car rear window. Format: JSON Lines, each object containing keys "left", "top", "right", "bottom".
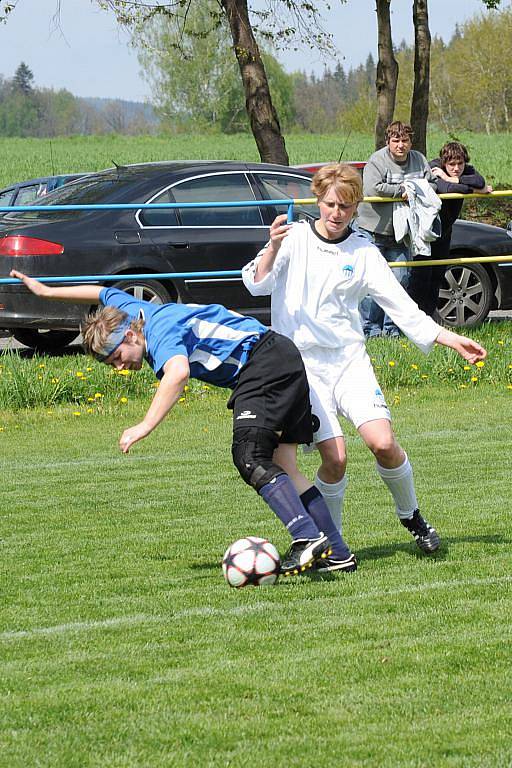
{"left": 1, "top": 175, "right": 138, "bottom": 221}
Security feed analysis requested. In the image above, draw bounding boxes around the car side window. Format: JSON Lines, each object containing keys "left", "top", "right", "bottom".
{"left": 139, "top": 189, "right": 179, "bottom": 227}
{"left": 14, "top": 184, "right": 43, "bottom": 205}
{"left": 171, "top": 173, "right": 263, "bottom": 227}
{"left": 0, "top": 189, "right": 14, "bottom": 207}
{"left": 257, "top": 173, "right": 318, "bottom": 221}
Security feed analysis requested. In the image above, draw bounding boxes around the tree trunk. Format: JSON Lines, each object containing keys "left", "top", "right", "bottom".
{"left": 221, "top": 0, "right": 289, "bottom": 164}
{"left": 374, "top": 0, "right": 399, "bottom": 150}
{"left": 410, "top": 0, "right": 431, "bottom": 155}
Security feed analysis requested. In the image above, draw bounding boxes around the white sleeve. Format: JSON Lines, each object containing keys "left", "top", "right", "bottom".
{"left": 365, "top": 247, "right": 442, "bottom": 354}
{"left": 241, "top": 239, "right": 291, "bottom": 297}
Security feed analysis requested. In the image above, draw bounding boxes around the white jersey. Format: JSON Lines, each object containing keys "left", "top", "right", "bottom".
{"left": 242, "top": 220, "right": 441, "bottom": 357}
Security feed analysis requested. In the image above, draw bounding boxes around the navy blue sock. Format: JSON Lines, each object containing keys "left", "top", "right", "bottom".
{"left": 259, "top": 474, "right": 320, "bottom": 541}
{"left": 300, "top": 486, "right": 352, "bottom": 559}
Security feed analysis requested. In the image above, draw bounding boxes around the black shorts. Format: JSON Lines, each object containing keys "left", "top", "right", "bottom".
{"left": 227, "top": 331, "right": 313, "bottom": 445}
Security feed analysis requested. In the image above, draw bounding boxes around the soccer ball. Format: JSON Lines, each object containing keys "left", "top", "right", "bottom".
{"left": 222, "top": 536, "right": 281, "bottom": 588}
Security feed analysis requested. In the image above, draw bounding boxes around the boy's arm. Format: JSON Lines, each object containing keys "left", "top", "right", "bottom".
{"left": 119, "top": 355, "right": 190, "bottom": 453}
{"left": 9, "top": 270, "right": 103, "bottom": 303}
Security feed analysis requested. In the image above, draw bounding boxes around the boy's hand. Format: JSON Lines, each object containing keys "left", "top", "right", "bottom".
{"left": 10, "top": 270, "right": 50, "bottom": 297}
{"left": 268, "top": 213, "right": 292, "bottom": 253}
{"left": 119, "top": 422, "right": 152, "bottom": 453}
{"left": 435, "top": 328, "right": 487, "bottom": 364}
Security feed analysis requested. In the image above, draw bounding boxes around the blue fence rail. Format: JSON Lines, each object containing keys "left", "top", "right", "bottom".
{"left": 1, "top": 193, "right": 512, "bottom": 286}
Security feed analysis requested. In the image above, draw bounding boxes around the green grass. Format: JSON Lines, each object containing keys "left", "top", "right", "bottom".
{"left": 2, "top": 131, "right": 512, "bottom": 189}
{"left": 1, "top": 376, "right": 511, "bottom": 766}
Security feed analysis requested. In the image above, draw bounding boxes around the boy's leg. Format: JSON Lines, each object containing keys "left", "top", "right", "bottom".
{"left": 231, "top": 427, "right": 329, "bottom": 572}
{"left": 358, "top": 419, "right": 440, "bottom": 553}
{"left": 274, "top": 442, "right": 353, "bottom": 567}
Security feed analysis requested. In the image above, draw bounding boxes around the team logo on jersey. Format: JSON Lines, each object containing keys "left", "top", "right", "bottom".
{"left": 342, "top": 263, "right": 354, "bottom": 279}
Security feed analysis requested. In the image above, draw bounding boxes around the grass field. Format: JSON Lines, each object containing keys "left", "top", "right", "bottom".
{"left": 2, "top": 131, "right": 512, "bottom": 190}
{"left": 1, "top": 343, "right": 511, "bottom": 765}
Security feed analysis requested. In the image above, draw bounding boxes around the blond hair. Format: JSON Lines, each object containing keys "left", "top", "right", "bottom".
{"left": 311, "top": 163, "right": 363, "bottom": 205}
{"left": 81, "top": 305, "right": 144, "bottom": 358}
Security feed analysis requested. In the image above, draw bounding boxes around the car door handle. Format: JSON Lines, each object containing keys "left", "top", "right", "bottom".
{"left": 168, "top": 242, "right": 189, "bottom": 249}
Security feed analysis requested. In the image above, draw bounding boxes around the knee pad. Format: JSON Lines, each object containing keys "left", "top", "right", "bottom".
{"left": 232, "top": 427, "right": 285, "bottom": 492}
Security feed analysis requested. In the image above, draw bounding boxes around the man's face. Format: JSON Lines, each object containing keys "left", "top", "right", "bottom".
{"left": 444, "top": 157, "right": 465, "bottom": 178}
{"left": 387, "top": 133, "right": 412, "bottom": 162}
{"left": 317, "top": 185, "right": 358, "bottom": 240}
{"left": 105, "top": 330, "right": 144, "bottom": 371}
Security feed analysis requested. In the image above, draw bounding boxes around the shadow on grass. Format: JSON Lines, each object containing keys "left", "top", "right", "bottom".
{"left": 187, "top": 534, "right": 510, "bottom": 573}
{"left": 355, "top": 533, "right": 509, "bottom": 563}
{"left": 0, "top": 345, "right": 84, "bottom": 359}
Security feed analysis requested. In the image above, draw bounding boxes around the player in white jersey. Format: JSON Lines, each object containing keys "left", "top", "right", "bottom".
{"left": 242, "top": 163, "right": 486, "bottom": 571}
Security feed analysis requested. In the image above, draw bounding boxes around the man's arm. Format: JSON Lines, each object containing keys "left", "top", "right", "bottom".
{"left": 119, "top": 355, "right": 190, "bottom": 453}
{"left": 9, "top": 270, "right": 103, "bottom": 303}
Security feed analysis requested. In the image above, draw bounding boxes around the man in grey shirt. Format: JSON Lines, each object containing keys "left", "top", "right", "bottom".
{"left": 358, "top": 121, "right": 437, "bottom": 337}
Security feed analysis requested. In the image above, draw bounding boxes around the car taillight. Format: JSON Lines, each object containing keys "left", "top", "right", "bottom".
{"left": 0, "top": 236, "right": 64, "bottom": 256}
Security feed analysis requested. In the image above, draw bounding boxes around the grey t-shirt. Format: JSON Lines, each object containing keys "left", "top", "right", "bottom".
{"left": 357, "top": 146, "right": 437, "bottom": 237}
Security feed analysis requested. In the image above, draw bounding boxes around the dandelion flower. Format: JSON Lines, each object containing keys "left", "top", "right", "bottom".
{"left": 471, "top": 376, "right": 478, "bottom": 382}
{"left": 475, "top": 361, "right": 484, "bottom": 368}
{"left": 119, "top": 397, "right": 128, "bottom": 404}
{"left": 94, "top": 392, "right": 103, "bottom": 399}
{"left": 388, "top": 361, "right": 396, "bottom": 367}
{"left": 73, "top": 411, "right": 81, "bottom": 417}
{"left": 411, "top": 364, "right": 418, "bottom": 370}
{"left": 463, "top": 365, "right": 470, "bottom": 371}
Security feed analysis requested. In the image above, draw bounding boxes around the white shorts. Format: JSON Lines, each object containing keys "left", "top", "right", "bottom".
{"left": 302, "top": 345, "right": 391, "bottom": 443}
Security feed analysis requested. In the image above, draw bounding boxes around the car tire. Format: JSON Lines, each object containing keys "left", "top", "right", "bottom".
{"left": 112, "top": 278, "right": 174, "bottom": 305}
{"left": 435, "top": 261, "right": 494, "bottom": 327}
{"left": 12, "top": 329, "right": 79, "bottom": 352}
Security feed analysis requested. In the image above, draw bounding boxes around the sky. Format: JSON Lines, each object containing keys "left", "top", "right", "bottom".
{"left": 0, "top": 0, "right": 509, "bottom": 102}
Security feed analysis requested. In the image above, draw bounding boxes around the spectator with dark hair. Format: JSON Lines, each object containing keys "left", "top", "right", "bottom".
{"left": 408, "top": 141, "right": 492, "bottom": 316}
{"left": 358, "top": 121, "right": 437, "bottom": 337}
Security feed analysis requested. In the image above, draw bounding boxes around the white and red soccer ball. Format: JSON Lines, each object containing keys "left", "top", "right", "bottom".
{"left": 222, "top": 536, "right": 280, "bottom": 588}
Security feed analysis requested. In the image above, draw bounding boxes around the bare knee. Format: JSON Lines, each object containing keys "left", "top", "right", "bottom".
{"left": 317, "top": 438, "right": 347, "bottom": 483}
{"left": 368, "top": 436, "right": 403, "bottom": 465}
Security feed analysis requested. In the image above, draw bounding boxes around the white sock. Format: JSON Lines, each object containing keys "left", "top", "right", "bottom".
{"left": 314, "top": 473, "right": 348, "bottom": 533}
{"left": 376, "top": 454, "right": 417, "bottom": 519}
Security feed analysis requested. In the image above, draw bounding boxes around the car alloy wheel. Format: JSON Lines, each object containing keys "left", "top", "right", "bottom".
{"left": 112, "top": 278, "right": 174, "bottom": 305}
{"left": 435, "top": 261, "right": 494, "bottom": 327}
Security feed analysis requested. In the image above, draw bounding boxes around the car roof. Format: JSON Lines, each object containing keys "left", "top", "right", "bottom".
{"left": 85, "top": 160, "right": 312, "bottom": 181}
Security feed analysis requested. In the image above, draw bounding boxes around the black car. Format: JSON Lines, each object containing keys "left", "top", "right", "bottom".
{"left": 0, "top": 161, "right": 318, "bottom": 351}
{"left": 0, "top": 174, "right": 88, "bottom": 208}
{"left": 0, "top": 160, "right": 511, "bottom": 352}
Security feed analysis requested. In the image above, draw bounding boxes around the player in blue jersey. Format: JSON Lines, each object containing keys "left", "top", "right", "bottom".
{"left": 10, "top": 269, "right": 356, "bottom": 576}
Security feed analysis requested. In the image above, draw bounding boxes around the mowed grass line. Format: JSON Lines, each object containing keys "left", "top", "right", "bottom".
{"left": 0, "top": 388, "right": 511, "bottom": 767}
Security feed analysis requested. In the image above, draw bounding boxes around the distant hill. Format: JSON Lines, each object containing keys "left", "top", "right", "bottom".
{"left": 80, "top": 97, "right": 159, "bottom": 125}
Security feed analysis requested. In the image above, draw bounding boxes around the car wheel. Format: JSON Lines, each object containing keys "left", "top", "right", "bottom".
{"left": 435, "top": 261, "right": 494, "bottom": 327}
{"left": 113, "top": 278, "right": 174, "bottom": 305}
{"left": 12, "top": 329, "right": 79, "bottom": 352}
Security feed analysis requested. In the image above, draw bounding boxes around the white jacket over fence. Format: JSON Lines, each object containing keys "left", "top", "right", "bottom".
{"left": 393, "top": 178, "right": 442, "bottom": 257}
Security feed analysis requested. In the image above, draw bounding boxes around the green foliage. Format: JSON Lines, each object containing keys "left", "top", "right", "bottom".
{"left": 134, "top": 1, "right": 296, "bottom": 133}
{"left": 0, "top": 384, "right": 511, "bottom": 765}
